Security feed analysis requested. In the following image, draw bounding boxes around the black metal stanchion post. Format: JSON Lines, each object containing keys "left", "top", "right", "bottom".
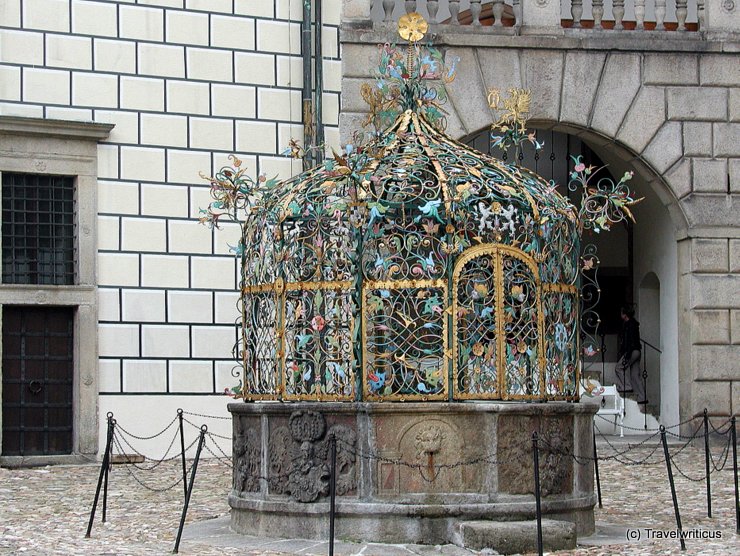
{"left": 731, "top": 416, "right": 739, "bottom": 534}
{"left": 642, "top": 367, "right": 648, "bottom": 430}
{"left": 660, "top": 425, "right": 685, "bottom": 551}
{"left": 329, "top": 434, "right": 337, "bottom": 556}
{"left": 618, "top": 359, "right": 626, "bottom": 408}
{"left": 86, "top": 412, "right": 115, "bottom": 538}
{"left": 102, "top": 413, "right": 113, "bottom": 523}
{"left": 177, "top": 408, "right": 188, "bottom": 501}
{"left": 593, "top": 428, "right": 602, "bottom": 508}
{"left": 532, "top": 432, "right": 543, "bottom": 556}
{"left": 703, "top": 409, "right": 711, "bottom": 518}
{"left": 599, "top": 332, "right": 606, "bottom": 386}
{"left": 173, "top": 425, "right": 207, "bottom": 554}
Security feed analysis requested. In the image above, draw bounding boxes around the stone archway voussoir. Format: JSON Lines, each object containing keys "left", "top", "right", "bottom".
{"left": 616, "top": 86, "right": 667, "bottom": 155}
{"left": 559, "top": 51, "right": 606, "bottom": 129}
{"left": 443, "top": 47, "right": 493, "bottom": 136}
{"left": 519, "top": 50, "right": 563, "bottom": 123}
{"left": 590, "top": 53, "right": 642, "bottom": 139}
{"left": 641, "top": 121, "right": 683, "bottom": 176}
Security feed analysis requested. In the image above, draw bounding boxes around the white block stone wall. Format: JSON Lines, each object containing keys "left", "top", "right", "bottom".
{"left": 0, "top": 0, "right": 342, "bottom": 438}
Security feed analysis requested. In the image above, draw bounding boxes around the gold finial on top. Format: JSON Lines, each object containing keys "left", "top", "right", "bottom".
{"left": 398, "top": 12, "right": 428, "bottom": 43}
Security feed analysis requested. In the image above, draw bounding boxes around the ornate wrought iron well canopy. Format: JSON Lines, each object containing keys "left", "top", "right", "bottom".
{"left": 238, "top": 111, "right": 585, "bottom": 403}
{"left": 202, "top": 15, "right": 640, "bottom": 404}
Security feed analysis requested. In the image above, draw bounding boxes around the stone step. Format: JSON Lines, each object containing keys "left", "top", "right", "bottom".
{"left": 453, "top": 519, "right": 576, "bottom": 554}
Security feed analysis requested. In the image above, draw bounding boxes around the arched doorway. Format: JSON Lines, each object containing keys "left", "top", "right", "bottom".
{"left": 463, "top": 125, "right": 680, "bottom": 425}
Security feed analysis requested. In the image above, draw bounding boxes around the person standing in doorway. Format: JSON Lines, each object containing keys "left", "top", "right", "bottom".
{"left": 615, "top": 305, "right": 645, "bottom": 405}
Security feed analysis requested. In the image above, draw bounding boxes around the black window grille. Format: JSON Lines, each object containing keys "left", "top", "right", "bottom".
{"left": 2, "top": 173, "right": 76, "bottom": 285}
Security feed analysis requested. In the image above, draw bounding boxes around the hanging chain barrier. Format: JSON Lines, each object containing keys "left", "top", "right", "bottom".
{"left": 83, "top": 408, "right": 739, "bottom": 550}
{"left": 174, "top": 425, "right": 207, "bottom": 554}
{"left": 661, "top": 425, "right": 686, "bottom": 551}
{"left": 83, "top": 410, "right": 212, "bottom": 554}
{"left": 85, "top": 412, "right": 115, "bottom": 538}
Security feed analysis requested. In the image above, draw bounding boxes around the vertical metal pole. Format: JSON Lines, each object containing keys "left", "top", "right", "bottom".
{"left": 178, "top": 408, "right": 188, "bottom": 501}
{"left": 532, "top": 432, "right": 543, "bottom": 556}
{"left": 329, "top": 434, "right": 337, "bottom": 556}
{"left": 731, "top": 416, "right": 739, "bottom": 534}
{"left": 173, "top": 425, "right": 207, "bottom": 554}
{"left": 86, "top": 413, "right": 114, "bottom": 538}
{"left": 301, "top": 0, "right": 313, "bottom": 170}
{"left": 703, "top": 409, "right": 711, "bottom": 518}
{"left": 642, "top": 355, "right": 648, "bottom": 430}
{"left": 102, "top": 413, "right": 113, "bottom": 523}
{"left": 660, "top": 426, "right": 685, "bottom": 551}
{"left": 314, "top": 0, "right": 324, "bottom": 159}
{"left": 599, "top": 332, "right": 606, "bottom": 386}
{"left": 593, "top": 428, "right": 602, "bottom": 508}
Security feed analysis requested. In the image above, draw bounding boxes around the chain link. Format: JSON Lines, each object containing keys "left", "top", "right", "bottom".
{"left": 592, "top": 422, "right": 664, "bottom": 463}
{"left": 594, "top": 413, "right": 702, "bottom": 437}
{"left": 115, "top": 415, "right": 178, "bottom": 440}
{"left": 709, "top": 432, "right": 733, "bottom": 472}
{"left": 115, "top": 427, "right": 181, "bottom": 470}
{"left": 671, "top": 431, "right": 734, "bottom": 482}
{"left": 709, "top": 418, "right": 735, "bottom": 436}
{"left": 112, "top": 434, "right": 189, "bottom": 493}
{"left": 202, "top": 442, "right": 234, "bottom": 469}
{"left": 333, "top": 436, "right": 539, "bottom": 483}
{"left": 205, "top": 432, "right": 233, "bottom": 460}
{"left": 100, "top": 409, "right": 736, "bottom": 493}
{"left": 115, "top": 428, "right": 200, "bottom": 468}
{"left": 182, "top": 410, "right": 231, "bottom": 421}
{"left": 181, "top": 416, "right": 232, "bottom": 440}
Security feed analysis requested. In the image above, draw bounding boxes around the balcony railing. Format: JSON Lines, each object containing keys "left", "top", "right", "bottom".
{"left": 369, "top": 1, "right": 703, "bottom": 31}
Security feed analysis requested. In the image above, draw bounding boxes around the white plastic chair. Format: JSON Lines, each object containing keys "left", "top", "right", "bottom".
{"left": 597, "top": 385, "right": 625, "bottom": 438}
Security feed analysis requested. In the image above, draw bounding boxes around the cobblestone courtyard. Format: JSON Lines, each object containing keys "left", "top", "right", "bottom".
{"left": 1, "top": 438, "right": 738, "bottom": 555}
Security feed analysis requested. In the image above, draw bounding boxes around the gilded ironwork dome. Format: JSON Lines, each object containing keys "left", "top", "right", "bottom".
{"left": 201, "top": 21, "right": 639, "bottom": 404}
{"left": 234, "top": 106, "right": 582, "bottom": 402}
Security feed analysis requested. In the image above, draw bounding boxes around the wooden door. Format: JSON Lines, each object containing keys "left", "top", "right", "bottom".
{"left": 2, "top": 306, "right": 74, "bottom": 455}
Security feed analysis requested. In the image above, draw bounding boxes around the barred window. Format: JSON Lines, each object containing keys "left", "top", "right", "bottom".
{"left": 2, "top": 173, "right": 76, "bottom": 285}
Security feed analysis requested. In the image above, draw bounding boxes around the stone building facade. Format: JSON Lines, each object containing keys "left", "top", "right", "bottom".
{"left": 342, "top": 0, "right": 739, "bottom": 433}
{"left": 0, "top": 0, "right": 737, "bottom": 459}
{"left": 0, "top": 0, "right": 341, "bottom": 460}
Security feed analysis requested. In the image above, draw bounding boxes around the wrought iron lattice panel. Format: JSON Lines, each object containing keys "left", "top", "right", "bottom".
{"left": 242, "top": 214, "right": 278, "bottom": 287}
{"left": 363, "top": 282, "right": 448, "bottom": 401}
{"left": 280, "top": 192, "right": 356, "bottom": 284}
{"left": 283, "top": 285, "right": 354, "bottom": 400}
{"left": 1, "top": 173, "right": 76, "bottom": 285}
{"left": 241, "top": 291, "right": 280, "bottom": 399}
{"left": 501, "top": 254, "right": 543, "bottom": 399}
{"left": 360, "top": 118, "right": 450, "bottom": 283}
{"left": 453, "top": 251, "right": 499, "bottom": 399}
{"left": 204, "top": 76, "right": 639, "bottom": 402}
{"left": 543, "top": 287, "right": 580, "bottom": 401}
{"left": 453, "top": 245, "right": 546, "bottom": 400}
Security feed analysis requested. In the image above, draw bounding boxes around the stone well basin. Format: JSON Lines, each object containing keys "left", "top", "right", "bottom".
{"left": 228, "top": 401, "right": 597, "bottom": 545}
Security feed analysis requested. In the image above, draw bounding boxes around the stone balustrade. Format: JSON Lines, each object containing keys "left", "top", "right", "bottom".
{"left": 359, "top": 0, "right": 740, "bottom": 32}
